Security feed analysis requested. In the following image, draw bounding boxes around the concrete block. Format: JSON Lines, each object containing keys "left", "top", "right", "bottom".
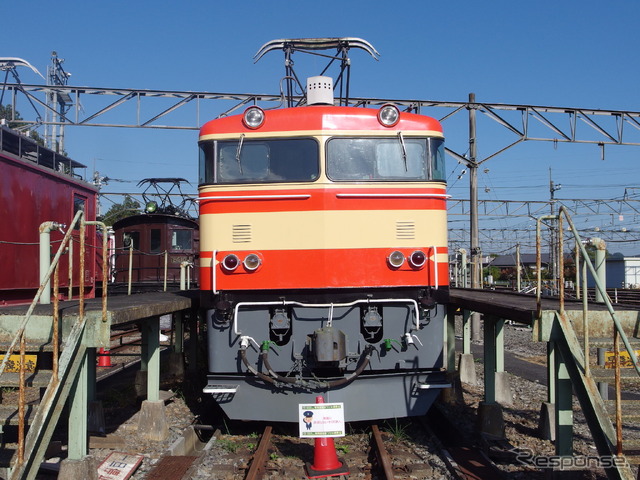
{"left": 538, "top": 401, "right": 556, "bottom": 441}
{"left": 58, "top": 455, "right": 98, "bottom": 480}
{"left": 137, "top": 400, "right": 169, "bottom": 441}
{"left": 477, "top": 401, "right": 505, "bottom": 438}
{"left": 458, "top": 353, "right": 477, "bottom": 385}
{"left": 495, "top": 371, "right": 513, "bottom": 406}
{"left": 440, "top": 371, "right": 465, "bottom": 405}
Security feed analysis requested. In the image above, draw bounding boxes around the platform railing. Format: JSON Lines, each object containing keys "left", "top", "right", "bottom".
{"left": 536, "top": 206, "right": 639, "bottom": 456}
{"left": 0, "top": 210, "right": 108, "bottom": 471}
{"left": 112, "top": 246, "right": 195, "bottom": 294}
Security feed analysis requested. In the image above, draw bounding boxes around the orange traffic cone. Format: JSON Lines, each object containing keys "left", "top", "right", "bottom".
{"left": 97, "top": 347, "right": 112, "bottom": 367}
{"left": 304, "top": 396, "right": 349, "bottom": 479}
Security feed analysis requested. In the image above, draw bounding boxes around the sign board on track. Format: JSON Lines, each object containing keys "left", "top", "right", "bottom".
{"left": 97, "top": 452, "right": 143, "bottom": 480}
{"left": 299, "top": 402, "right": 345, "bottom": 438}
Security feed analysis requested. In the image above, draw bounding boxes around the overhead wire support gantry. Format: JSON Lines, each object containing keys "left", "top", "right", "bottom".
{"left": 3, "top": 84, "right": 639, "bottom": 149}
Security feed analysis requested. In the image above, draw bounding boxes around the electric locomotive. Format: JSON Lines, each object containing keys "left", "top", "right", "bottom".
{"left": 198, "top": 40, "right": 449, "bottom": 422}
{"left": 110, "top": 178, "right": 199, "bottom": 292}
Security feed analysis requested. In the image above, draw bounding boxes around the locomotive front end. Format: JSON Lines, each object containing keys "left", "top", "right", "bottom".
{"left": 198, "top": 102, "right": 449, "bottom": 422}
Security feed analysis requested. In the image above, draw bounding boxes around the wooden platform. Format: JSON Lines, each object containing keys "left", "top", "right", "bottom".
{"left": 447, "top": 287, "right": 629, "bottom": 326}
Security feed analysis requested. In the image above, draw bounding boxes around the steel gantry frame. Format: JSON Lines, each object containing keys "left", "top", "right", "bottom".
{"left": 1, "top": 83, "right": 640, "bottom": 145}
{"left": 2, "top": 81, "right": 640, "bottom": 262}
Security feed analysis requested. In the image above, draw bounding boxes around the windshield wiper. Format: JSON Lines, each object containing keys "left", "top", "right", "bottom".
{"left": 397, "top": 131, "right": 408, "bottom": 172}
{"left": 235, "top": 134, "right": 245, "bottom": 174}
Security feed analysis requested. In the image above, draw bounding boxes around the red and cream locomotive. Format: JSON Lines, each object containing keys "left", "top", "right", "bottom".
{"left": 198, "top": 39, "right": 449, "bottom": 422}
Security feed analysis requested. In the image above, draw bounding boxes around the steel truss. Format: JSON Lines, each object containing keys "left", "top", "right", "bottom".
{"left": 3, "top": 80, "right": 640, "bottom": 254}
{"left": 2, "top": 83, "right": 640, "bottom": 152}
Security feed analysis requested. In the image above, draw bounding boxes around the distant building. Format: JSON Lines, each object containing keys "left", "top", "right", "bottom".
{"left": 587, "top": 254, "right": 640, "bottom": 289}
{"left": 488, "top": 253, "right": 550, "bottom": 272}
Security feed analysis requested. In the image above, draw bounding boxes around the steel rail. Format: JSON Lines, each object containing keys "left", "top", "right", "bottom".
{"left": 245, "top": 425, "right": 273, "bottom": 480}
{"left": 370, "top": 424, "right": 395, "bottom": 480}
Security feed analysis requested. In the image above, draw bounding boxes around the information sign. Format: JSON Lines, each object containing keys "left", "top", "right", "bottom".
{"left": 298, "top": 402, "right": 345, "bottom": 438}
{"left": 97, "top": 452, "right": 143, "bottom": 480}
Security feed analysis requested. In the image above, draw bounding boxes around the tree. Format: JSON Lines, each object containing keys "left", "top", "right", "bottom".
{"left": 100, "top": 195, "right": 141, "bottom": 226}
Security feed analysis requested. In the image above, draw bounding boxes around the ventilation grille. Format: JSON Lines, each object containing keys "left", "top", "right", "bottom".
{"left": 396, "top": 221, "right": 415, "bottom": 240}
{"left": 232, "top": 224, "right": 252, "bottom": 243}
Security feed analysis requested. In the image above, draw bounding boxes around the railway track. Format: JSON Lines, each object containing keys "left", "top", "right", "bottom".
{"left": 141, "top": 409, "right": 508, "bottom": 480}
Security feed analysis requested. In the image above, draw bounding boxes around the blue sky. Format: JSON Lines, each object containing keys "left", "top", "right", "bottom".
{"left": 3, "top": 0, "right": 640, "bottom": 254}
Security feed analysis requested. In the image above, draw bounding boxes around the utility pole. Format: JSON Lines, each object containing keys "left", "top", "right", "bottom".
{"left": 45, "top": 52, "right": 72, "bottom": 153}
{"left": 549, "top": 168, "right": 562, "bottom": 293}
{"left": 469, "top": 93, "right": 481, "bottom": 340}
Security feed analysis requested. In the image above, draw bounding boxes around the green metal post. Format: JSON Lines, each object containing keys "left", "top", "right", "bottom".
{"left": 547, "top": 342, "right": 556, "bottom": 404}
{"left": 555, "top": 342, "right": 573, "bottom": 456}
{"left": 67, "top": 350, "right": 88, "bottom": 460}
{"left": 187, "top": 309, "right": 200, "bottom": 374}
{"left": 141, "top": 318, "right": 160, "bottom": 402}
{"left": 463, "top": 309, "right": 472, "bottom": 355}
{"left": 87, "top": 347, "right": 96, "bottom": 402}
{"left": 484, "top": 315, "right": 496, "bottom": 404}
{"left": 140, "top": 323, "right": 149, "bottom": 372}
{"left": 446, "top": 305, "right": 456, "bottom": 373}
{"left": 495, "top": 318, "right": 505, "bottom": 373}
{"left": 174, "top": 311, "right": 184, "bottom": 354}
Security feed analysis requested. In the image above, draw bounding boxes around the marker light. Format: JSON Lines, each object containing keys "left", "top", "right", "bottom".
{"left": 243, "top": 106, "right": 265, "bottom": 129}
{"left": 222, "top": 254, "right": 240, "bottom": 271}
{"left": 243, "top": 253, "right": 261, "bottom": 271}
{"left": 378, "top": 104, "right": 400, "bottom": 127}
{"left": 145, "top": 201, "right": 158, "bottom": 213}
{"left": 387, "top": 250, "right": 405, "bottom": 268}
{"left": 409, "top": 250, "right": 427, "bottom": 269}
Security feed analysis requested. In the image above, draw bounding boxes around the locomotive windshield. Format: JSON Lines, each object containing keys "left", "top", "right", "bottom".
{"left": 199, "top": 138, "right": 319, "bottom": 184}
{"left": 327, "top": 137, "right": 445, "bottom": 182}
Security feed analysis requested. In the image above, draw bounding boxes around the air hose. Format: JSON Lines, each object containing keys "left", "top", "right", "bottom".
{"left": 240, "top": 343, "right": 376, "bottom": 391}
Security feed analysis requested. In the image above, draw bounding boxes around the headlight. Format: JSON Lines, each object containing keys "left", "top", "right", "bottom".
{"left": 222, "top": 254, "right": 240, "bottom": 271}
{"left": 378, "top": 104, "right": 400, "bottom": 127}
{"left": 243, "top": 106, "right": 265, "bottom": 129}
{"left": 145, "top": 201, "right": 158, "bottom": 213}
{"left": 387, "top": 250, "right": 405, "bottom": 268}
{"left": 243, "top": 253, "right": 262, "bottom": 271}
{"left": 409, "top": 250, "right": 427, "bottom": 269}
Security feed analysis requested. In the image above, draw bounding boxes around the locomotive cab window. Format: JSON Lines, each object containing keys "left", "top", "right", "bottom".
{"left": 171, "top": 229, "right": 192, "bottom": 251}
{"left": 73, "top": 195, "right": 87, "bottom": 230}
{"left": 150, "top": 229, "right": 162, "bottom": 253}
{"left": 123, "top": 231, "right": 139, "bottom": 250}
{"left": 327, "top": 137, "right": 445, "bottom": 182}
{"left": 199, "top": 138, "right": 319, "bottom": 184}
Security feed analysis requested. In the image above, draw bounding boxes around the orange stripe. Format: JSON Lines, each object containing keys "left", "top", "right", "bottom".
{"left": 199, "top": 106, "right": 443, "bottom": 136}
{"left": 200, "top": 248, "right": 449, "bottom": 291}
{"left": 199, "top": 187, "right": 447, "bottom": 214}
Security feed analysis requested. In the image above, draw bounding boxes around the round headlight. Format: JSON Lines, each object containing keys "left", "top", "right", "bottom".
{"left": 409, "top": 250, "right": 427, "bottom": 269}
{"left": 145, "top": 201, "right": 158, "bottom": 213}
{"left": 378, "top": 104, "right": 400, "bottom": 127}
{"left": 243, "top": 253, "right": 262, "bottom": 271}
{"left": 222, "top": 254, "right": 240, "bottom": 271}
{"left": 387, "top": 250, "right": 405, "bottom": 268}
{"left": 243, "top": 106, "right": 265, "bottom": 129}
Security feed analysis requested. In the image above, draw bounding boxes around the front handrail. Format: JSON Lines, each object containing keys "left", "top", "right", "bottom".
{"left": 536, "top": 206, "right": 638, "bottom": 456}
{"left": 0, "top": 210, "right": 83, "bottom": 377}
{"left": 0, "top": 211, "right": 109, "bottom": 468}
